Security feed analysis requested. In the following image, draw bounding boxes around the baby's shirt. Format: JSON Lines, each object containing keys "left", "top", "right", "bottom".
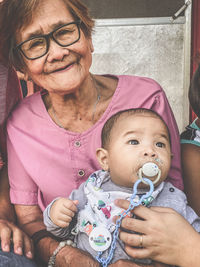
{"left": 44, "top": 170, "right": 200, "bottom": 265}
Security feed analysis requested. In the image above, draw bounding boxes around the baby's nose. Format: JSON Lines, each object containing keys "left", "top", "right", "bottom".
{"left": 143, "top": 148, "right": 157, "bottom": 157}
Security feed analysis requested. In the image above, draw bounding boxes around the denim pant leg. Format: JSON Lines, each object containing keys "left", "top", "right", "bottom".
{"left": 0, "top": 248, "right": 37, "bottom": 267}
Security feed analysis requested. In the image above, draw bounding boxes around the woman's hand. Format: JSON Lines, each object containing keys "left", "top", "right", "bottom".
{"left": 0, "top": 219, "right": 33, "bottom": 258}
{"left": 0, "top": 167, "right": 33, "bottom": 258}
{"left": 56, "top": 246, "right": 100, "bottom": 267}
{"left": 115, "top": 199, "right": 200, "bottom": 267}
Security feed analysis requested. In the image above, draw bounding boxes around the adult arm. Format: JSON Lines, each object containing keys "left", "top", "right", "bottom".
{"left": 0, "top": 64, "right": 33, "bottom": 255}
{"left": 0, "top": 166, "right": 33, "bottom": 258}
{"left": 116, "top": 199, "right": 200, "bottom": 267}
{"left": 109, "top": 260, "right": 168, "bottom": 267}
{"left": 181, "top": 144, "right": 200, "bottom": 216}
{"left": 15, "top": 204, "right": 100, "bottom": 266}
{"left": 181, "top": 141, "right": 200, "bottom": 216}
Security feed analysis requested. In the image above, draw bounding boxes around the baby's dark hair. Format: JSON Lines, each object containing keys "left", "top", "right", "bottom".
{"left": 101, "top": 108, "right": 171, "bottom": 148}
{"left": 189, "top": 64, "right": 200, "bottom": 118}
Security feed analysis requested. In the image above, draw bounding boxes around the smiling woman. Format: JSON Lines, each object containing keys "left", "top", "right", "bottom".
{"left": 0, "top": 0, "right": 184, "bottom": 266}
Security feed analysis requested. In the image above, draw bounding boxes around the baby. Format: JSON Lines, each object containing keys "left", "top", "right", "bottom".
{"left": 44, "top": 108, "right": 200, "bottom": 266}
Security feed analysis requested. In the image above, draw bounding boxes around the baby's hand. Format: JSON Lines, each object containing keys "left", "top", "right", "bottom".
{"left": 50, "top": 198, "right": 78, "bottom": 228}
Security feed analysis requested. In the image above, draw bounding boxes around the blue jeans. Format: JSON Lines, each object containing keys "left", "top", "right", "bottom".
{"left": 0, "top": 247, "right": 37, "bottom": 267}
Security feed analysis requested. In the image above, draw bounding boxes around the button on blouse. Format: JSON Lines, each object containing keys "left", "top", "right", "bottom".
{"left": 78, "top": 170, "right": 85, "bottom": 177}
{"left": 74, "top": 141, "right": 81, "bottom": 147}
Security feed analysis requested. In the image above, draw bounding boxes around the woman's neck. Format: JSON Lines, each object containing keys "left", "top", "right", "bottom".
{"left": 43, "top": 74, "right": 117, "bottom": 132}
{"left": 43, "top": 74, "right": 103, "bottom": 131}
{"left": 47, "top": 74, "right": 97, "bottom": 112}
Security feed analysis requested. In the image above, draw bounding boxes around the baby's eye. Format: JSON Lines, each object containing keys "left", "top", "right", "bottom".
{"left": 128, "top": 140, "right": 139, "bottom": 145}
{"left": 156, "top": 142, "right": 165, "bottom": 148}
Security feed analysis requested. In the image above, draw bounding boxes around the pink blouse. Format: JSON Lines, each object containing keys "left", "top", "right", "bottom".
{"left": 7, "top": 75, "right": 183, "bottom": 211}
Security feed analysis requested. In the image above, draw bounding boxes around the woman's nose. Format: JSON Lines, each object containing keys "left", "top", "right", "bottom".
{"left": 47, "top": 40, "right": 69, "bottom": 62}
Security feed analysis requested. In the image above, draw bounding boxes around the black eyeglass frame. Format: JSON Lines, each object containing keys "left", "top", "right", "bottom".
{"left": 15, "top": 20, "right": 81, "bottom": 60}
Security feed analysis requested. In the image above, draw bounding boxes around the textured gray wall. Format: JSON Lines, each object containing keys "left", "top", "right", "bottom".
{"left": 90, "top": 22, "right": 187, "bottom": 132}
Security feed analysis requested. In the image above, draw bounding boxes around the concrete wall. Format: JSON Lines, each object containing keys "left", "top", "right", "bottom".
{"left": 90, "top": 16, "right": 191, "bottom": 132}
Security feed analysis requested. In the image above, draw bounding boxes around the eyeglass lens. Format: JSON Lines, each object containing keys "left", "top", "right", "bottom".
{"left": 20, "top": 23, "right": 80, "bottom": 59}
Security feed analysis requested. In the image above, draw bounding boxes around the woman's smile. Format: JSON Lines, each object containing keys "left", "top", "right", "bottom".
{"left": 47, "top": 61, "right": 75, "bottom": 74}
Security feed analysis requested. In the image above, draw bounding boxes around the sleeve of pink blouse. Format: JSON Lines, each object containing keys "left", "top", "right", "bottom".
{"left": 7, "top": 131, "right": 38, "bottom": 205}
{"left": 152, "top": 89, "right": 183, "bottom": 190}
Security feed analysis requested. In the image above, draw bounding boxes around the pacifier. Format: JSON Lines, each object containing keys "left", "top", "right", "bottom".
{"left": 89, "top": 226, "right": 112, "bottom": 252}
{"left": 138, "top": 162, "right": 161, "bottom": 185}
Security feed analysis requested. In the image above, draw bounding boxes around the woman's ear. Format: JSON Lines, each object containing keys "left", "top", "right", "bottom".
{"left": 89, "top": 38, "right": 94, "bottom": 53}
{"left": 21, "top": 71, "right": 31, "bottom": 81}
{"left": 96, "top": 148, "right": 109, "bottom": 171}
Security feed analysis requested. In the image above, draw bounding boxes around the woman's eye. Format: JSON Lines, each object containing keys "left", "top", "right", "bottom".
{"left": 28, "top": 38, "right": 45, "bottom": 49}
{"left": 156, "top": 142, "right": 165, "bottom": 148}
{"left": 128, "top": 140, "right": 139, "bottom": 145}
{"left": 57, "top": 29, "right": 70, "bottom": 36}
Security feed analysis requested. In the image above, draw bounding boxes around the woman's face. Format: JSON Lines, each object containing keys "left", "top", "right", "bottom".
{"left": 16, "top": 0, "right": 93, "bottom": 94}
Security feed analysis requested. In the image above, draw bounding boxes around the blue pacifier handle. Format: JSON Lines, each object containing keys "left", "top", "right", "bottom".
{"left": 96, "top": 177, "right": 154, "bottom": 267}
{"left": 129, "top": 178, "right": 154, "bottom": 208}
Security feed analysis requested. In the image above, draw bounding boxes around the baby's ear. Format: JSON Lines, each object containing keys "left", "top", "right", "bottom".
{"left": 96, "top": 148, "right": 109, "bottom": 171}
{"left": 171, "top": 153, "right": 174, "bottom": 159}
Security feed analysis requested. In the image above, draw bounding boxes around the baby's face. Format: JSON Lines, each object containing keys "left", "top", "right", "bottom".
{"left": 106, "top": 113, "right": 171, "bottom": 188}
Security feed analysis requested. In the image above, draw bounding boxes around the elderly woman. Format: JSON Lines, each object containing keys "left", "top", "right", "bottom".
{"left": 0, "top": 0, "right": 195, "bottom": 266}
{"left": 0, "top": 64, "right": 36, "bottom": 266}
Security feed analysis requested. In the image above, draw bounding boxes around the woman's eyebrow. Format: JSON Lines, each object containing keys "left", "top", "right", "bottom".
{"left": 24, "top": 30, "right": 44, "bottom": 40}
{"left": 23, "top": 21, "right": 68, "bottom": 40}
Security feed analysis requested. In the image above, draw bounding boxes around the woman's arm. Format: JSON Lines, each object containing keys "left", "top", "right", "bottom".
{"left": 0, "top": 166, "right": 16, "bottom": 221}
{"left": 15, "top": 204, "right": 100, "bottom": 266}
{"left": 181, "top": 142, "right": 200, "bottom": 216}
{"left": 115, "top": 200, "right": 200, "bottom": 267}
{"left": 0, "top": 166, "right": 33, "bottom": 258}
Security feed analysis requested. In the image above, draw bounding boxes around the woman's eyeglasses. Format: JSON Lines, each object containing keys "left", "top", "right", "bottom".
{"left": 15, "top": 21, "right": 81, "bottom": 60}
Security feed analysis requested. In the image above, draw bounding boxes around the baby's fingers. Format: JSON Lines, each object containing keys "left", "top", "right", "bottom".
{"left": 62, "top": 199, "right": 78, "bottom": 212}
{"left": 73, "top": 200, "right": 79, "bottom": 205}
{"left": 56, "top": 218, "right": 72, "bottom": 228}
